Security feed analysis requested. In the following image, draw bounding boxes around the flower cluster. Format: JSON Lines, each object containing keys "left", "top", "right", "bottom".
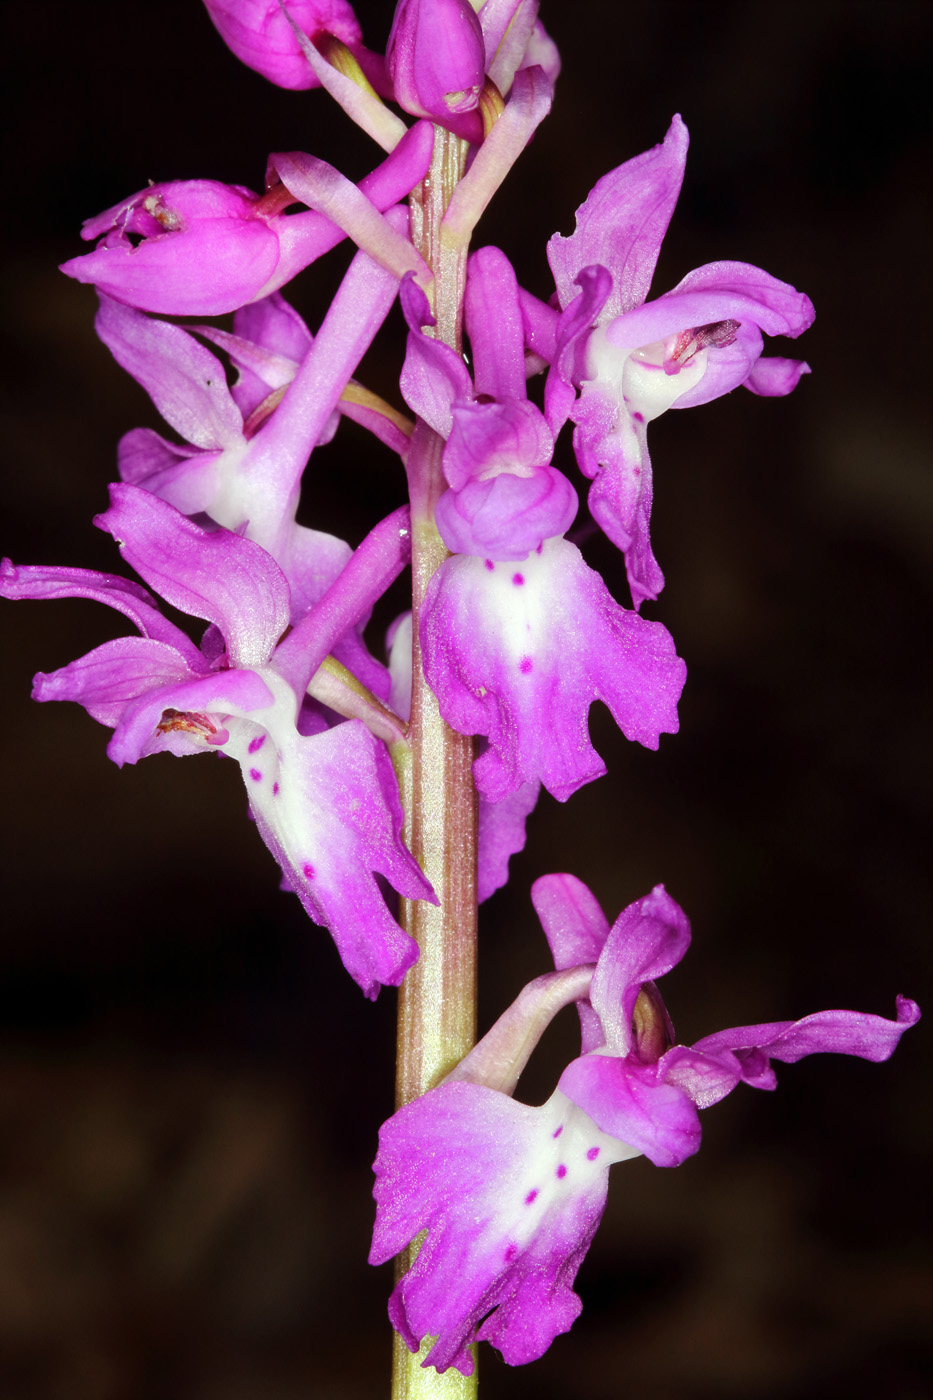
{"left": 1, "top": 0, "right": 917, "bottom": 1384}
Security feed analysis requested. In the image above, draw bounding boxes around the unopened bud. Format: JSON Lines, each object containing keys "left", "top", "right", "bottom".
{"left": 387, "top": 0, "right": 485, "bottom": 125}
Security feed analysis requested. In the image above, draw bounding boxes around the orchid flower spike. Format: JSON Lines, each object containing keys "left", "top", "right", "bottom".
{"left": 522, "top": 115, "right": 814, "bottom": 608}
{"left": 0, "top": 487, "right": 435, "bottom": 998}
{"left": 371, "top": 874, "right": 919, "bottom": 1373}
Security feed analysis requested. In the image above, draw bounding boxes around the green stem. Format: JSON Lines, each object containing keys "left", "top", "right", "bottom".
{"left": 392, "top": 126, "right": 479, "bottom": 1399}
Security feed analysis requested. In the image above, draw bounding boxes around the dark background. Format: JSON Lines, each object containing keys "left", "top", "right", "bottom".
{"left": 1, "top": 2, "right": 929, "bottom": 1397}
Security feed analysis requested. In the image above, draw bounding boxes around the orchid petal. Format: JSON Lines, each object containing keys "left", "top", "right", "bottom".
{"left": 0, "top": 558, "right": 202, "bottom": 667}
{"left": 465, "top": 247, "right": 527, "bottom": 401}
{"left": 117, "top": 428, "right": 219, "bottom": 517}
{"left": 442, "top": 398, "right": 554, "bottom": 490}
{"left": 589, "top": 886, "right": 690, "bottom": 1057}
{"left": 399, "top": 275, "right": 473, "bottom": 435}
{"left": 96, "top": 485, "right": 290, "bottom": 669}
{"left": 531, "top": 871, "right": 609, "bottom": 1053}
{"left": 95, "top": 295, "right": 244, "bottom": 451}
{"left": 547, "top": 115, "right": 688, "bottom": 318}
{"left": 203, "top": 0, "right": 362, "bottom": 91}
{"left": 692, "top": 997, "right": 922, "bottom": 1067}
{"left": 435, "top": 466, "right": 577, "bottom": 560}
{"left": 33, "top": 636, "right": 199, "bottom": 728}
{"left": 558, "top": 1053, "right": 701, "bottom": 1167}
{"left": 606, "top": 262, "right": 815, "bottom": 351}
{"left": 743, "top": 355, "right": 812, "bottom": 397}
{"left": 387, "top": 0, "right": 485, "bottom": 126}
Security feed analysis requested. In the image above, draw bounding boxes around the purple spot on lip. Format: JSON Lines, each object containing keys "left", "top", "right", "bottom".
{"left": 248, "top": 734, "right": 266, "bottom": 754}
{"left": 249, "top": 768, "right": 262, "bottom": 782}
{"left": 272, "top": 781, "right": 280, "bottom": 796}
{"left": 525, "top": 1189, "right": 538, "bottom": 1205}
{"left": 302, "top": 863, "right": 315, "bottom": 880}
{"left": 633, "top": 411, "right": 645, "bottom": 422}
{"left": 556, "top": 1164, "right": 567, "bottom": 1179}
{"left": 484, "top": 559, "right": 495, "bottom": 571}
{"left": 586, "top": 1146, "right": 600, "bottom": 1161}
{"left": 512, "top": 572, "right": 524, "bottom": 586}
{"left": 519, "top": 657, "right": 533, "bottom": 674}
{"left": 552, "top": 1125, "right": 563, "bottom": 1139}
{"left": 504, "top": 1244, "right": 517, "bottom": 1262}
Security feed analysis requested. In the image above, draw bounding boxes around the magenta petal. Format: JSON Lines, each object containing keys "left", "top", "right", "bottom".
{"left": 518, "top": 286, "right": 559, "bottom": 365}
{"left": 532, "top": 873, "right": 610, "bottom": 969}
{"left": 545, "top": 262, "right": 614, "bottom": 434}
{"left": 659, "top": 1043, "right": 763, "bottom": 1110}
{"left": 547, "top": 116, "right": 688, "bottom": 318}
{"left": 465, "top": 247, "right": 527, "bottom": 402}
{"left": 743, "top": 355, "right": 812, "bottom": 397}
{"left": 531, "top": 872, "right": 611, "bottom": 1053}
{"left": 33, "top": 636, "right": 198, "bottom": 728}
{"left": 371, "top": 1083, "right": 621, "bottom": 1373}
{"left": 193, "top": 321, "right": 303, "bottom": 420}
{"left": 692, "top": 997, "right": 922, "bottom": 1067}
{"left": 95, "top": 295, "right": 244, "bottom": 450}
{"left": 606, "top": 261, "right": 815, "bottom": 351}
{"left": 571, "top": 383, "right": 664, "bottom": 609}
{"left": 234, "top": 288, "right": 314, "bottom": 362}
{"left": 96, "top": 485, "right": 290, "bottom": 669}
{"left": 421, "top": 538, "right": 685, "bottom": 802}
{"left": 442, "top": 398, "right": 554, "bottom": 491}
{"left": 477, "top": 779, "right": 540, "bottom": 903}
{"left": 558, "top": 1054, "right": 701, "bottom": 1167}
{"left": 117, "top": 428, "right": 219, "bottom": 517}
{"left": 435, "top": 467, "right": 577, "bottom": 560}
{"left": 0, "top": 558, "right": 202, "bottom": 667}
{"left": 588, "top": 886, "right": 690, "bottom": 1057}
{"left": 203, "top": 0, "right": 363, "bottom": 91}
{"left": 399, "top": 276, "right": 473, "bottom": 434}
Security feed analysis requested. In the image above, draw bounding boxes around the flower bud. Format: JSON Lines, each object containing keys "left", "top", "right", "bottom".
{"left": 203, "top": 0, "right": 362, "bottom": 90}
{"left": 387, "top": 0, "right": 485, "bottom": 127}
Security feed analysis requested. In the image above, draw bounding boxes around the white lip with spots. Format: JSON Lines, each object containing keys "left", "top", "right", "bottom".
{"left": 495, "top": 1090, "right": 640, "bottom": 1257}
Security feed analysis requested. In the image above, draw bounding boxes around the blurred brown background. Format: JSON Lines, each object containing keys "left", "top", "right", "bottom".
{"left": 1, "top": 2, "right": 930, "bottom": 1397}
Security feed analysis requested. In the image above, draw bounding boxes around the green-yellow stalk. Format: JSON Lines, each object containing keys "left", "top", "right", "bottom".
{"left": 391, "top": 126, "right": 479, "bottom": 1399}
